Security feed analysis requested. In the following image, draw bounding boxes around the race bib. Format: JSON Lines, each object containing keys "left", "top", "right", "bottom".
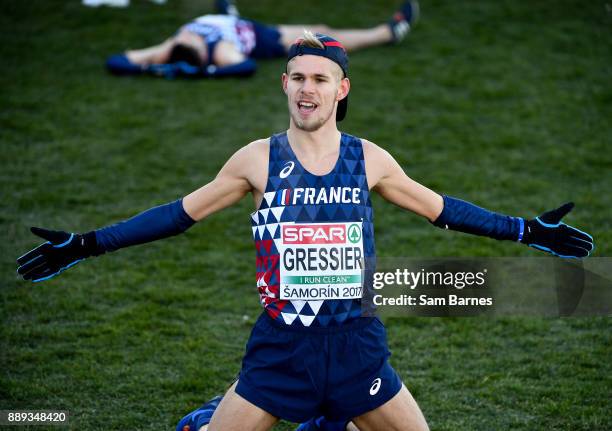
{"left": 278, "top": 222, "right": 364, "bottom": 300}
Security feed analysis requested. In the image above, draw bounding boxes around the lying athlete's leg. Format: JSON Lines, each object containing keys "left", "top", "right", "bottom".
{"left": 351, "top": 384, "right": 429, "bottom": 431}
{"left": 278, "top": 24, "right": 392, "bottom": 52}
{"left": 207, "top": 381, "right": 279, "bottom": 431}
{"left": 277, "top": 1, "right": 418, "bottom": 52}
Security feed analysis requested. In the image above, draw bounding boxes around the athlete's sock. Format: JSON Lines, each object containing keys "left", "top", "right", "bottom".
{"left": 176, "top": 396, "right": 222, "bottom": 431}
{"left": 389, "top": 1, "right": 420, "bottom": 43}
{"left": 296, "top": 416, "right": 349, "bottom": 431}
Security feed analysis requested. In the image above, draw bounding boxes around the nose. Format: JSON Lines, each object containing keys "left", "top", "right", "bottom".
{"left": 300, "top": 77, "right": 316, "bottom": 95}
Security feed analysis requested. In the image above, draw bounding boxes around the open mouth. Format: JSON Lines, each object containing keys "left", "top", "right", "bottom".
{"left": 297, "top": 101, "right": 318, "bottom": 115}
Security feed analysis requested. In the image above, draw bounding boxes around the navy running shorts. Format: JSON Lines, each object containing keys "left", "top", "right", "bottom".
{"left": 246, "top": 19, "right": 287, "bottom": 59}
{"left": 235, "top": 312, "right": 402, "bottom": 423}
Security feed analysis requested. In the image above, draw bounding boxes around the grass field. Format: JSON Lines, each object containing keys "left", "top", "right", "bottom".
{"left": 1, "top": 0, "right": 611, "bottom": 430}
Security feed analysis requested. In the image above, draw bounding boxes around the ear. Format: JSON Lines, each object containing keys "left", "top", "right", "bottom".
{"left": 282, "top": 73, "right": 289, "bottom": 95}
{"left": 337, "top": 77, "right": 350, "bottom": 101}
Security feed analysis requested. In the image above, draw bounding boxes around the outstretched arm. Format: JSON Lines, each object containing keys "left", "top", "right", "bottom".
{"left": 182, "top": 143, "right": 257, "bottom": 220}
{"left": 364, "top": 140, "right": 594, "bottom": 257}
{"left": 364, "top": 141, "right": 443, "bottom": 221}
{"left": 90, "top": 144, "right": 256, "bottom": 252}
{"left": 146, "top": 58, "right": 257, "bottom": 79}
{"left": 17, "top": 141, "right": 266, "bottom": 282}
{"left": 125, "top": 39, "right": 175, "bottom": 65}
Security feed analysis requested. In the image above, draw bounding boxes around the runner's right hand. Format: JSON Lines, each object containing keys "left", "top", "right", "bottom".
{"left": 17, "top": 227, "right": 97, "bottom": 282}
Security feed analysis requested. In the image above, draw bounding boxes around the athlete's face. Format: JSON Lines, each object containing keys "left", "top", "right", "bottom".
{"left": 283, "top": 55, "right": 349, "bottom": 132}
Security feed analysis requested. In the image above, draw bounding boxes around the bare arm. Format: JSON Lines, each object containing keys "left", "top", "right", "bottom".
{"left": 16, "top": 140, "right": 270, "bottom": 282}
{"left": 125, "top": 38, "right": 175, "bottom": 65}
{"left": 363, "top": 140, "right": 443, "bottom": 221}
{"left": 183, "top": 139, "right": 268, "bottom": 221}
{"left": 361, "top": 139, "right": 594, "bottom": 257}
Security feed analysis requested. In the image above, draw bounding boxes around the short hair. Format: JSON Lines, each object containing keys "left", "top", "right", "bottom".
{"left": 168, "top": 43, "right": 203, "bottom": 67}
{"left": 288, "top": 30, "right": 343, "bottom": 81}
{"left": 298, "top": 30, "right": 324, "bottom": 49}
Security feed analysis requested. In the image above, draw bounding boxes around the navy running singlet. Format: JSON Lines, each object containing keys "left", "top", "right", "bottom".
{"left": 251, "top": 132, "right": 375, "bottom": 328}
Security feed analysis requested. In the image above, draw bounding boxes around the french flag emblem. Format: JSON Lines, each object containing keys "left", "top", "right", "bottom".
{"left": 277, "top": 189, "right": 292, "bottom": 206}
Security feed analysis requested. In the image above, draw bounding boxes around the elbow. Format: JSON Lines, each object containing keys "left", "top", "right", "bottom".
{"left": 428, "top": 194, "right": 445, "bottom": 224}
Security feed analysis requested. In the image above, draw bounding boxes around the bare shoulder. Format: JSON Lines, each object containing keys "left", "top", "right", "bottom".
{"left": 214, "top": 40, "right": 247, "bottom": 66}
{"left": 246, "top": 137, "right": 270, "bottom": 152}
{"left": 360, "top": 138, "right": 398, "bottom": 189}
{"left": 223, "top": 138, "right": 269, "bottom": 192}
{"left": 361, "top": 138, "right": 393, "bottom": 162}
{"left": 240, "top": 137, "right": 270, "bottom": 163}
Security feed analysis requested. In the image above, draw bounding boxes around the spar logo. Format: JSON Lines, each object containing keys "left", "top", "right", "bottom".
{"left": 283, "top": 224, "right": 347, "bottom": 244}
{"left": 348, "top": 224, "right": 361, "bottom": 244}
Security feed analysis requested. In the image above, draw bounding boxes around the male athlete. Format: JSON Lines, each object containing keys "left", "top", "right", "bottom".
{"left": 18, "top": 31, "right": 594, "bottom": 431}
{"left": 106, "top": 0, "right": 418, "bottom": 78}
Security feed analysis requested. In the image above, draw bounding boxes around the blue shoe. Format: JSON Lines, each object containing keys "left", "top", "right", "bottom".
{"left": 214, "top": 0, "right": 239, "bottom": 17}
{"left": 389, "top": 1, "right": 420, "bottom": 43}
{"left": 176, "top": 396, "right": 223, "bottom": 431}
{"left": 296, "top": 416, "right": 349, "bottom": 431}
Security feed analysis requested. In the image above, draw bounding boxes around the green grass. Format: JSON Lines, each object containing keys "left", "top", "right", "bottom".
{"left": 1, "top": 0, "right": 611, "bottom": 430}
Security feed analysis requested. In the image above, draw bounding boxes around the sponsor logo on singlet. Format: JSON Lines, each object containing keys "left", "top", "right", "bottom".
{"left": 279, "top": 222, "right": 364, "bottom": 300}
{"left": 279, "top": 161, "right": 295, "bottom": 179}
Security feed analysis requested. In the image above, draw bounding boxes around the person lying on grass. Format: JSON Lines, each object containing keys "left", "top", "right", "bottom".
{"left": 106, "top": 0, "right": 419, "bottom": 79}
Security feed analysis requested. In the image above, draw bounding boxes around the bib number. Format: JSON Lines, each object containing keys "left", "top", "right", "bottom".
{"left": 278, "top": 222, "right": 364, "bottom": 300}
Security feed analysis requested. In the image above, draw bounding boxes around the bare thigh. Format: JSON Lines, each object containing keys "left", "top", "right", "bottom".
{"left": 207, "top": 381, "right": 279, "bottom": 431}
{"left": 277, "top": 24, "right": 331, "bottom": 50}
{"left": 351, "top": 384, "right": 429, "bottom": 431}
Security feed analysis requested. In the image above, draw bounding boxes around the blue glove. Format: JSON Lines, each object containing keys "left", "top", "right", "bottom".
{"left": 146, "top": 62, "right": 201, "bottom": 79}
{"left": 522, "top": 202, "right": 594, "bottom": 258}
{"left": 147, "top": 59, "right": 256, "bottom": 79}
{"left": 106, "top": 54, "right": 144, "bottom": 75}
{"left": 17, "top": 227, "right": 98, "bottom": 282}
{"left": 17, "top": 200, "right": 195, "bottom": 282}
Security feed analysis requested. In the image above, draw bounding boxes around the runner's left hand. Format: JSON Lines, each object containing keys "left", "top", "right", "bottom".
{"left": 521, "top": 202, "right": 594, "bottom": 258}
